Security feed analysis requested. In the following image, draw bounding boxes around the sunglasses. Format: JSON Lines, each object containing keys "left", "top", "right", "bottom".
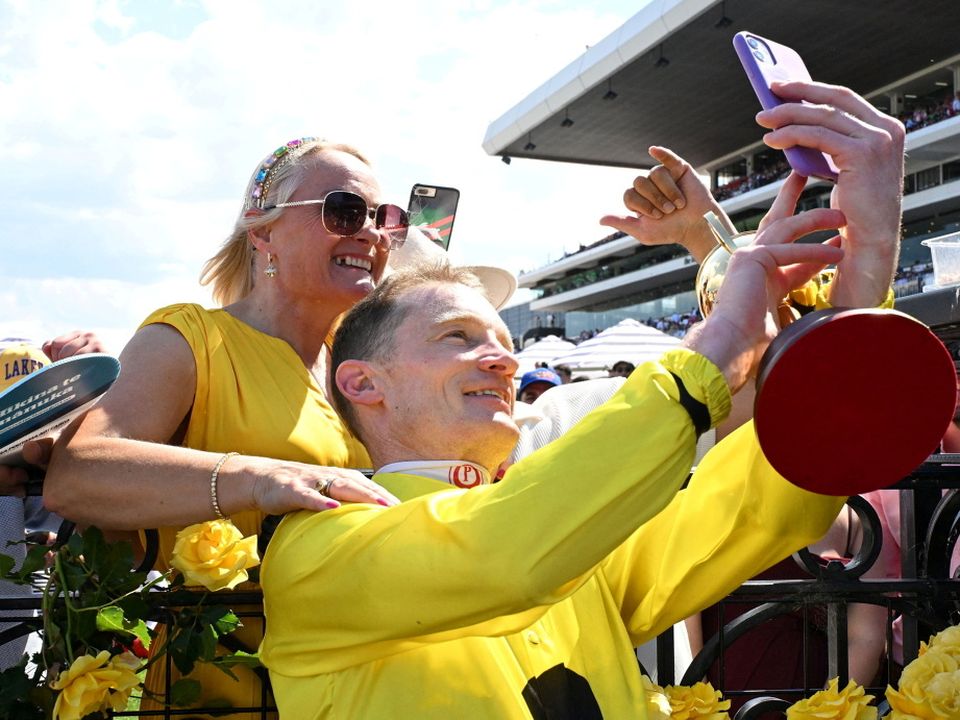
{"left": 265, "top": 190, "right": 408, "bottom": 248}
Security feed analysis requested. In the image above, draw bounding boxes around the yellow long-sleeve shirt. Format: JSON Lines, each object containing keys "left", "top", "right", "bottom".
{"left": 260, "top": 349, "right": 843, "bottom": 719}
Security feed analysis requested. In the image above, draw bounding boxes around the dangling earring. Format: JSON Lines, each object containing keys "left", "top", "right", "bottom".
{"left": 265, "top": 252, "right": 278, "bottom": 278}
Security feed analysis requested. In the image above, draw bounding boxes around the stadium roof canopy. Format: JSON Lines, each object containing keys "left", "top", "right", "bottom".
{"left": 483, "top": 0, "right": 960, "bottom": 171}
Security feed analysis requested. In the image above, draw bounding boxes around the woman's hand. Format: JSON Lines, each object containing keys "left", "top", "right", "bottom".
{"left": 0, "top": 438, "right": 54, "bottom": 497}
{"left": 42, "top": 330, "right": 107, "bottom": 360}
{"left": 246, "top": 460, "right": 400, "bottom": 515}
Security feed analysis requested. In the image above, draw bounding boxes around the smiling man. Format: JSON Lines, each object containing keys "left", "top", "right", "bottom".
{"left": 259, "top": 224, "right": 849, "bottom": 718}
{"left": 259, "top": 76, "right": 907, "bottom": 718}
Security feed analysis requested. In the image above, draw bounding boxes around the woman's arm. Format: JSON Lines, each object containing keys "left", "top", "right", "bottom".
{"left": 44, "top": 324, "right": 395, "bottom": 529}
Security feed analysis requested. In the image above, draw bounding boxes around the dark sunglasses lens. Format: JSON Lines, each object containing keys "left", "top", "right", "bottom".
{"left": 324, "top": 191, "right": 367, "bottom": 235}
{"left": 376, "top": 204, "right": 409, "bottom": 244}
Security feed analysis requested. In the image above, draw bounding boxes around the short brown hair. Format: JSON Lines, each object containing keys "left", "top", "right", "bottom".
{"left": 331, "top": 262, "right": 483, "bottom": 439}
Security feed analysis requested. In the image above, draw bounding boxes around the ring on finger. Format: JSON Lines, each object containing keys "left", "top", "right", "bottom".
{"left": 316, "top": 478, "right": 333, "bottom": 496}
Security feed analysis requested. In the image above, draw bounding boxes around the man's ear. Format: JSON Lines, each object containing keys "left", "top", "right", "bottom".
{"left": 335, "top": 360, "right": 384, "bottom": 407}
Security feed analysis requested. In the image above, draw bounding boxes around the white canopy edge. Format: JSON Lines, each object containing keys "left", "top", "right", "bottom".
{"left": 481, "top": 0, "right": 715, "bottom": 156}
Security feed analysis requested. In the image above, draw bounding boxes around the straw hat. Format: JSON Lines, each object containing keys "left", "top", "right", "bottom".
{"left": 386, "top": 227, "right": 517, "bottom": 310}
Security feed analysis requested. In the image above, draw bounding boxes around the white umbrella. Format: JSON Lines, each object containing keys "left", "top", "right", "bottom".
{"left": 550, "top": 319, "right": 681, "bottom": 371}
{"left": 515, "top": 335, "right": 575, "bottom": 375}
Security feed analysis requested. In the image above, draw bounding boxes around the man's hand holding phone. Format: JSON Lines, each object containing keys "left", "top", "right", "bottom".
{"left": 756, "top": 80, "right": 905, "bottom": 309}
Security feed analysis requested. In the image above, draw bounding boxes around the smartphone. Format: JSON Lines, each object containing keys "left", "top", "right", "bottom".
{"left": 733, "top": 31, "right": 839, "bottom": 182}
{"left": 407, "top": 184, "right": 460, "bottom": 251}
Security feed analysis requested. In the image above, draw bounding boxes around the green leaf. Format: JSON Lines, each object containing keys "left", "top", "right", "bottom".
{"left": 212, "top": 663, "right": 239, "bottom": 681}
{"left": 213, "top": 612, "right": 240, "bottom": 637}
{"left": 117, "top": 595, "right": 150, "bottom": 626}
{"left": 0, "top": 553, "right": 17, "bottom": 579}
{"left": 60, "top": 559, "right": 88, "bottom": 593}
{"left": 72, "top": 605, "right": 98, "bottom": 644}
{"left": 0, "top": 658, "right": 45, "bottom": 720}
{"left": 11, "top": 545, "right": 48, "bottom": 583}
{"left": 168, "top": 629, "right": 199, "bottom": 676}
{"left": 169, "top": 678, "right": 202, "bottom": 707}
{"left": 80, "top": 526, "right": 106, "bottom": 564}
{"left": 95, "top": 605, "right": 126, "bottom": 633}
{"left": 65, "top": 531, "right": 84, "bottom": 559}
{"left": 130, "top": 619, "right": 151, "bottom": 648}
{"left": 214, "top": 650, "right": 261, "bottom": 668}
{"left": 198, "top": 624, "right": 219, "bottom": 662}
{"left": 95, "top": 606, "right": 151, "bottom": 647}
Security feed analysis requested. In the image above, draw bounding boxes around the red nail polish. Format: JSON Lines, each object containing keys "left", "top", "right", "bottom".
{"left": 324, "top": 499, "right": 340, "bottom": 509}
{"left": 377, "top": 498, "right": 391, "bottom": 507}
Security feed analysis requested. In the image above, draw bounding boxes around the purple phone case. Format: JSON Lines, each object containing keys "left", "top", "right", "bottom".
{"left": 733, "top": 32, "right": 838, "bottom": 182}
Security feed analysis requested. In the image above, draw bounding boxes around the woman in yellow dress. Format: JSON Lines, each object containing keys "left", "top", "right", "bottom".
{"left": 44, "top": 137, "right": 407, "bottom": 716}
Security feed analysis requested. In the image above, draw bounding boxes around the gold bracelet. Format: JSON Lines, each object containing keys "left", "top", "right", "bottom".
{"left": 210, "top": 452, "right": 239, "bottom": 519}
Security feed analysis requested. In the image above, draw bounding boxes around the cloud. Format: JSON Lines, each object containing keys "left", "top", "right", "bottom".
{"left": 1, "top": 0, "right": 645, "bottom": 342}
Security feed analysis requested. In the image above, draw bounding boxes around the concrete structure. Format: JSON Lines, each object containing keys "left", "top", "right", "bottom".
{"left": 486, "top": 0, "right": 960, "bottom": 341}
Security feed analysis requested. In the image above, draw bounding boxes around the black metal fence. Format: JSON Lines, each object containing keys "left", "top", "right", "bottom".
{"left": 2, "top": 457, "right": 958, "bottom": 718}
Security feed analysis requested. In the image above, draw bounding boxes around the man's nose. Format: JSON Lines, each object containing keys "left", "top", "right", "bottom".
{"left": 479, "top": 343, "right": 519, "bottom": 376}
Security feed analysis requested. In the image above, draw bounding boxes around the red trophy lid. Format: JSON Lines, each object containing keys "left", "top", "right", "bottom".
{"left": 754, "top": 308, "right": 956, "bottom": 496}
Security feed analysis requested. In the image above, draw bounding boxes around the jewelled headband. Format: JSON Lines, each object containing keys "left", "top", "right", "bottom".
{"left": 246, "top": 136, "right": 319, "bottom": 210}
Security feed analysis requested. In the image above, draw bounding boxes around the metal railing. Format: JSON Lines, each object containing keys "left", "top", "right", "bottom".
{"left": 2, "top": 458, "right": 958, "bottom": 718}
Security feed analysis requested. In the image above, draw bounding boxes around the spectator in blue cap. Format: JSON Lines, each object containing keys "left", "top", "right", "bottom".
{"left": 518, "top": 367, "right": 562, "bottom": 404}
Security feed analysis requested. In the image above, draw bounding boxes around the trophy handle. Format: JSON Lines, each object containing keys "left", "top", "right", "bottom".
{"left": 704, "top": 211, "right": 739, "bottom": 254}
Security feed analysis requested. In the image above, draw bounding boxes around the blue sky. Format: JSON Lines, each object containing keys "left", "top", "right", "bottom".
{"left": 1, "top": 0, "right": 648, "bottom": 350}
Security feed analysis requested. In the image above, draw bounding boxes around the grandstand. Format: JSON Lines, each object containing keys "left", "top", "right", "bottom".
{"left": 484, "top": 0, "right": 960, "bottom": 343}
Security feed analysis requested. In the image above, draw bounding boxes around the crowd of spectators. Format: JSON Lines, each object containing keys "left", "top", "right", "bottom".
{"left": 713, "top": 92, "right": 960, "bottom": 202}
{"left": 714, "top": 159, "right": 792, "bottom": 201}
{"left": 900, "top": 92, "right": 960, "bottom": 132}
{"left": 893, "top": 259, "right": 934, "bottom": 297}
{"left": 643, "top": 308, "right": 702, "bottom": 338}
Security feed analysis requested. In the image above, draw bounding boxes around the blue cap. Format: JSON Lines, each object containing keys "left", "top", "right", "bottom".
{"left": 518, "top": 368, "right": 562, "bottom": 394}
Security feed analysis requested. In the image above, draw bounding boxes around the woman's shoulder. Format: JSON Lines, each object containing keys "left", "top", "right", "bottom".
{"left": 139, "top": 303, "right": 226, "bottom": 333}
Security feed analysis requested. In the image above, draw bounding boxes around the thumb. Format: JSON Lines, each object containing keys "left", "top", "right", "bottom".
{"left": 23, "top": 438, "right": 54, "bottom": 468}
{"left": 648, "top": 146, "right": 691, "bottom": 181}
{"left": 599, "top": 214, "right": 641, "bottom": 234}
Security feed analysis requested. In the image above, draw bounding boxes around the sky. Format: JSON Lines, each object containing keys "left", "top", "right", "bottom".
{"left": 0, "top": 0, "right": 651, "bottom": 352}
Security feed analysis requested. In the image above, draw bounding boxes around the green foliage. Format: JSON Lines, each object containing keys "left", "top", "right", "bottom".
{"left": 0, "top": 527, "right": 260, "bottom": 719}
{"left": 0, "top": 659, "right": 44, "bottom": 720}
{"left": 169, "top": 678, "right": 202, "bottom": 707}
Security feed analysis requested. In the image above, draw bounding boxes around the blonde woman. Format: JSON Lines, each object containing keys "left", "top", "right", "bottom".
{"left": 45, "top": 138, "right": 406, "bottom": 715}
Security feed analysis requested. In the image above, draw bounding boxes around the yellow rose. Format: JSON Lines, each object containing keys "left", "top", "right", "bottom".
{"left": 788, "top": 678, "right": 876, "bottom": 720}
{"left": 887, "top": 649, "right": 960, "bottom": 719}
{"left": 664, "top": 681, "right": 731, "bottom": 720}
{"left": 51, "top": 650, "right": 140, "bottom": 720}
{"left": 642, "top": 675, "right": 671, "bottom": 720}
{"left": 923, "top": 670, "right": 960, "bottom": 717}
{"left": 171, "top": 519, "right": 260, "bottom": 591}
{"left": 925, "top": 626, "right": 960, "bottom": 660}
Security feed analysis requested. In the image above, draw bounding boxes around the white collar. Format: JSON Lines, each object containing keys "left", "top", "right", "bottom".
{"left": 377, "top": 460, "right": 491, "bottom": 488}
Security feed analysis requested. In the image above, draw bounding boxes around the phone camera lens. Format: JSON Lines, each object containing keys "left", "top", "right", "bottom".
{"left": 747, "top": 37, "right": 759, "bottom": 49}
{"left": 752, "top": 49, "right": 766, "bottom": 62}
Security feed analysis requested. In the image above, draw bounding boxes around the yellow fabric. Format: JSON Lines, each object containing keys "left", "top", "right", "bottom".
{"left": 138, "top": 303, "right": 370, "bottom": 717}
{"left": 812, "top": 271, "right": 896, "bottom": 310}
{"left": 261, "top": 352, "right": 844, "bottom": 719}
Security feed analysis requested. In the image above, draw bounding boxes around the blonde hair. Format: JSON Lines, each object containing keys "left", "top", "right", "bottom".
{"left": 199, "top": 139, "right": 371, "bottom": 306}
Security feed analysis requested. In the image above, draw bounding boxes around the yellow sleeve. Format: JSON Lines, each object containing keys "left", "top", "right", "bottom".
{"left": 261, "top": 349, "right": 731, "bottom": 673}
{"left": 600, "top": 420, "right": 846, "bottom": 645}
{"left": 811, "top": 271, "right": 895, "bottom": 310}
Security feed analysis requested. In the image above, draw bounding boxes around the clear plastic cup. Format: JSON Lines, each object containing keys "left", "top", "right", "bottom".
{"left": 922, "top": 231, "right": 960, "bottom": 287}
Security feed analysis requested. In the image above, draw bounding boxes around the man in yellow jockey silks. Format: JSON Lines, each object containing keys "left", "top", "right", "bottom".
{"left": 260, "top": 80, "right": 905, "bottom": 719}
